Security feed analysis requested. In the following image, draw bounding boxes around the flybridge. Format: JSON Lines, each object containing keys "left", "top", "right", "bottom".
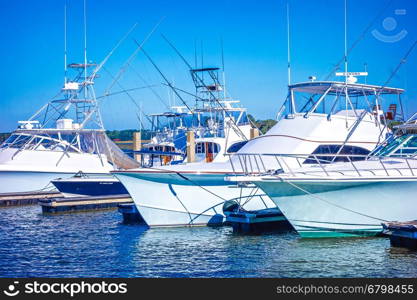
{"left": 282, "top": 80, "right": 405, "bottom": 123}
{"left": 289, "top": 81, "right": 404, "bottom": 96}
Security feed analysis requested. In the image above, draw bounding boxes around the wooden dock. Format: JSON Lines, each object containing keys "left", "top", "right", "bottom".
{"left": 39, "top": 194, "right": 133, "bottom": 213}
{"left": 0, "top": 191, "right": 62, "bottom": 207}
{"left": 383, "top": 221, "right": 417, "bottom": 250}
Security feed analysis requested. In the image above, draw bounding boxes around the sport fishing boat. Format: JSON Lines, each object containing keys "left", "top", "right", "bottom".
{"left": 139, "top": 107, "right": 190, "bottom": 167}
{"left": 0, "top": 62, "right": 140, "bottom": 194}
{"left": 227, "top": 120, "right": 417, "bottom": 238}
{"left": 113, "top": 77, "right": 402, "bottom": 227}
{"left": 51, "top": 105, "right": 191, "bottom": 197}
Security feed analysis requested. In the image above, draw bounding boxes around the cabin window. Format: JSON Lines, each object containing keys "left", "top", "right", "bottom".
{"left": 195, "top": 142, "right": 220, "bottom": 154}
{"left": 303, "top": 145, "right": 370, "bottom": 164}
{"left": 227, "top": 141, "right": 248, "bottom": 153}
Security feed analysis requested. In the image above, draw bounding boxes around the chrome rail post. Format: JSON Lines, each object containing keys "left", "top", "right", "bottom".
{"left": 229, "top": 154, "right": 237, "bottom": 175}
{"left": 379, "top": 157, "right": 390, "bottom": 176}
{"left": 248, "top": 154, "right": 254, "bottom": 174}
{"left": 404, "top": 157, "right": 414, "bottom": 176}
{"left": 273, "top": 155, "right": 284, "bottom": 172}
{"left": 314, "top": 154, "right": 329, "bottom": 176}
{"left": 296, "top": 157, "right": 302, "bottom": 168}
{"left": 346, "top": 155, "right": 361, "bottom": 177}
{"left": 281, "top": 155, "right": 295, "bottom": 176}
{"left": 237, "top": 154, "right": 246, "bottom": 175}
{"left": 253, "top": 154, "right": 261, "bottom": 174}
{"left": 258, "top": 154, "right": 267, "bottom": 173}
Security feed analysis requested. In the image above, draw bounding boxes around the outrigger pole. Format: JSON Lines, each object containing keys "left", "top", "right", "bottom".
{"left": 138, "top": 45, "right": 194, "bottom": 113}
{"left": 160, "top": 34, "right": 249, "bottom": 141}
{"left": 323, "top": 0, "right": 394, "bottom": 81}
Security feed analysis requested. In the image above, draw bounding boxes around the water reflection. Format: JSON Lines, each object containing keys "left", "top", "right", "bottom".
{"left": 0, "top": 206, "right": 416, "bottom": 277}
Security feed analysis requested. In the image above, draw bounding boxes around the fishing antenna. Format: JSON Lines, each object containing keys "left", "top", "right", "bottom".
{"left": 64, "top": 0, "right": 68, "bottom": 84}
{"left": 286, "top": 1, "right": 291, "bottom": 86}
{"left": 83, "top": 0, "right": 88, "bottom": 97}
{"left": 344, "top": 0, "right": 348, "bottom": 83}
{"left": 160, "top": 34, "right": 249, "bottom": 141}
{"left": 221, "top": 38, "right": 227, "bottom": 98}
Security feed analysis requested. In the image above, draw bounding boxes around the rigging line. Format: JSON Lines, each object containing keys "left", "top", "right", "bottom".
{"left": 90, "top": 22, "right": 138, "bottom": 80}
{"left": 187, "top": 200, "right": 227, "bottom": 225}
{"left": 380, "top": 40, "right": 417, "bottom": 91}
{"left": 160, "top": 83, "right": 206, "bottom": 101}
{"left": 96, "top": 85, "right": 160, "bottom": 100}
{"left": 105, "top": 18, "right": 164, "bottom": 95}
{"left": 167, "top": 184, "right": 194, "bottom": 224}
{"left": 276, "top": 176, "right": 388, "bottom": 222}
{"left": 146, "top": 166, "right": 227, "bottom": 201}
{"left": 138, "top": 46, "right": 194, "bottom": 113}
{"left": 323, "top": 0, "right": 394, "bottom": 80}
{"left": 102, "top": 66, "right": 153, "bottom": 125}
{"left": 129, "top": 64, "right": 171, "bottom": 110}
{"left": 240, "top": 186, "right": 262, "bottom": 208}
{"left": 160, "top": 34, "right": 249, "bottom": 141}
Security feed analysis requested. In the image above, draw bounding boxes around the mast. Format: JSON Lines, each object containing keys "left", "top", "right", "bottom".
{"left": 344, "top": 0, "right": 348, "bottom": 83}
{"left": 221, "top": 38, "right": 227, "bottom": 99}
{"left": 64, "top": 0, "right": 68, "bottom": 85}
{"left": 83, "top": 0, "right": 88, "bottom": 98}
{"left": 286, "top": 1, "right": 291, "bottom": 86}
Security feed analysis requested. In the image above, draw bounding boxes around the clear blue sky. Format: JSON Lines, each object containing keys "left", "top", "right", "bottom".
{"left": 0, "top": 0, "right": 416, "bottom": 131}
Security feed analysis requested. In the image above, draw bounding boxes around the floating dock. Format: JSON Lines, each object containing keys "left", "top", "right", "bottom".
{"left": 118, "top": 203, "right": 146, "bottom": 224}
{"left": 39, "top": 194, "right": 132, "bottom": 213}
{"left": 224, "top": 208, "right": 293, "bottom": 234}
{"left": 0, "top": 191, "right": 62, "bottom": 207}
{"left": 383, "top": 221, "right": 417, "bottom": 250}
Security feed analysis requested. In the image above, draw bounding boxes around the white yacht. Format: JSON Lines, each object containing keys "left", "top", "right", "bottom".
{"left": 0, "top": 63, "right": 139, "bottom": 194}
{"left": 227, "top": 120, "right": 416, "bottom": 238}
{"left": 113, "top": 79, "right": 401, "bottom": 227}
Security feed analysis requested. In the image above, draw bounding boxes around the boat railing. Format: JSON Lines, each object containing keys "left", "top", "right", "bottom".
{"left": 227, "top": 152, "right": 417, "bottom": 178}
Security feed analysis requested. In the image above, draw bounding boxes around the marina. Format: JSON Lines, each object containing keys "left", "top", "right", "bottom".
{"left": 1, "top": 0, "right": 417, "bottom": 284}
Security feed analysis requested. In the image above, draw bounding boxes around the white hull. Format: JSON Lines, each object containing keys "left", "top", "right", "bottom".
{"left": 257, "top": 179, "right": 417, "bottom": 238}
{"left": 0, "top": 148, "right": 114, "bottom": 194}
{"left": 0, "top": 170, "right": 108, "bottom": 194}
{"left": 115, "top": 172, "right": 275, "bottom": 227}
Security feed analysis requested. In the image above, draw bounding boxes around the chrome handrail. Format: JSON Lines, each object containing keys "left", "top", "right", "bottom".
{"left": 227, "top": 152, "right": 417, "bottom": 178}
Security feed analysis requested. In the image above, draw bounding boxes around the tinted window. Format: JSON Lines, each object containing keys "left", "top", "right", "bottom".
{"left": 226, "top": 141, "right": 248, "bottom": 153}
{"left": 304, "top": 145, "right": 370, "bottom": 164}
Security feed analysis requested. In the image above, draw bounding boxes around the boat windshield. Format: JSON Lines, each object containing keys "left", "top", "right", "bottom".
{"left": 279, "top": 81, "right": 404, "bottom": 122}
{"left": 373, "top": 134, "right": 417, "bottom": 157}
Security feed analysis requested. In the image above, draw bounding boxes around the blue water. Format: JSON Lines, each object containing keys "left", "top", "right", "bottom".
{"left": 1, "top": 205, "right": 416, "bottom": 278}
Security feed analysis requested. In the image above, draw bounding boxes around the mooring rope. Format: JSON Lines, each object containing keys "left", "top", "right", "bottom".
{"left": 276, "top": 176, "right": 389, "bottom": 222}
